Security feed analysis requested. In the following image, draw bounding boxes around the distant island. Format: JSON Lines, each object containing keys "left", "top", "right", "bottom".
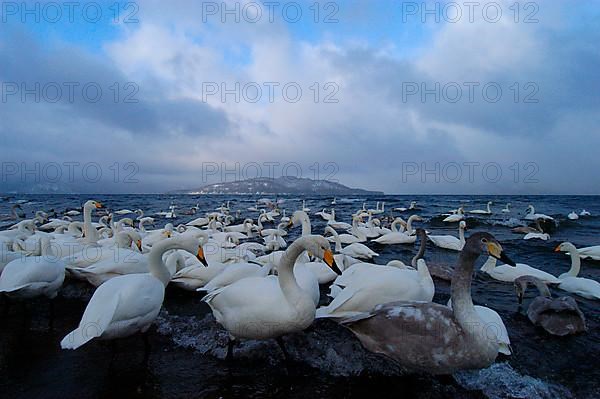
{"left": 169, "top": 177, "right": 384, "bottom": 195}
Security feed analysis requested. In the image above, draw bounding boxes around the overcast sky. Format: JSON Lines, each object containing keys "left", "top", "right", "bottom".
{"left": 1, "top": 0, "right": 599, "bottom": 194}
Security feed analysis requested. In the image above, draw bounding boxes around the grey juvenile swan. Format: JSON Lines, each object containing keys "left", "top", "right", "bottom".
{"left": 340, "top": 232, "right": 515, "bottom": 375}
{"left": 514, "top": 275, "right": 587, "bottom": 336}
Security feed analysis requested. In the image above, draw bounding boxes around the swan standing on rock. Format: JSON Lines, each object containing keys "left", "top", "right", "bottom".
{"left": 61, "top": 236, "right": 208, "bottom": 350}
{"left": 0, "top": 237, "right": 65, "bottom": 299}
{"left": 202, "top": 236, "right": 341, "bottom": 359}
{"left": 428, "top": 221, "right": 466, "bottom": 251}
{"left": 514, "top": 275, "right": 587, "bottom": 336}
{"left": 554, "top": 243, "right": 600, "bottom": 300}
{"left": 316, "top": 235, "right": 434, "bottom": 319}
{"left": 340, "top": 232, "right": 516, "bottom": 375}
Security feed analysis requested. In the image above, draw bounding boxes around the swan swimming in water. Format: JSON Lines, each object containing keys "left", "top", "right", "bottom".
{"left": 480, "top": 255, "right": 560, "bottom": 284}
{"left": 469, "top": 201, "right": 492, "bottom": 215}
{"left": 554, "top": 243, "right": 600, "bottom": 300}
{"left": 340, "top": 232, "right": 516, "bottom": 375}
{"left": 442, "top": 206, "right": 464, "bottom": 223}
{"left": 524, "top": 205, "right": 554, "bottom": 221}
{"left": 428, "top": 221, "right": 466, "bottom": 251}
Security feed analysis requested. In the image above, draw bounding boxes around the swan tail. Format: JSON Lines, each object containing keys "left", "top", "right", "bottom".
{"left": 0, "top": 283, "right": 32, "bottom": 294}
{"left": 338, "top": 311, "right": 377, "bottom": 325}
{"left": 61, "top": 293, "right": 120, "bottom": 350}
{"left": 60, "top": 327, "right": 98, "bottom": 350}
{"left": 201, "top": 286, "right": 227, "bottom": 304}
{"left": 316, "top": 308, "right": 366, "bottom": 320}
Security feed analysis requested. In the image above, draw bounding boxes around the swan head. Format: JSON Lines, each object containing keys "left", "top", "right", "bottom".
{"left": 408, "top": 215, "right": 423, "bottom": 222}
{"left": 170, "top": 236, "right": 209, "bottom": 267}
{"left": 303, "top": 235, "right": 342, "bottom": 275}
{"left": 465, "top": 232, "right": 515, "bottom": 266}
{"left": 554, "top": 242, "right": 577, "bottom": 254}
{"left": 514, "top": 275, "right": 550, "bottom": 304}
{"left": 84, "top": 200, "right": 103, "bottom": 210}
{"left": 459, "top": 221, "right": 467, "bottom": 230}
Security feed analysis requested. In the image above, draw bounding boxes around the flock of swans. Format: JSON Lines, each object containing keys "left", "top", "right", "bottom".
{"left": 0, "top": 198, "right": 598, "bottom": 375}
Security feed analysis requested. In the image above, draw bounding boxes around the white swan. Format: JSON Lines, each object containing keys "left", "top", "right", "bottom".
{"left": 287, "top": 210, "right": 311, "bottom": 236}
{"left": 325, "top": 226, "right": 378, "bottom": 260}
{"left": 64, "top": 230, "right": 142, "bottom": 270}
{"left": 326, "top": 210, "right": 352, "bottom": 230}
{"left": 524, "top": 205, "right": 554, "bottom": 221}
{"left": 469, "top": 201, "right": 492, "bottom": 215}
{"left": 554, "top": 243, "right": 600, "bottom": 300}
{"left": 373, "top": 216, "right": 421, "bottom": 245}
{"left": 315, "top": 208, "right": 334, "bottom": 221}
{"left": 394, "top": 201, "right": 417, "bottom": 212}
{"left": 0, "top": 237, "right": 65, "bottom": 299}
{"left": 171, "top": 261, "right": 228, "bottom": 291}
{"left": 502, "top": 203, "right": 511, "bottom": 213}
{"left": 480, "top": 256, "right": 560, "bottom": 284}
{"left": 568, "top": 212, "right": 579, "bottom": 220}
{"left": 201, "top": 262, "right": 273, "bottom": 292}
{"left": 202, "top": 236, "right": 340, "bottom": 351}
{"left": 315, "top": 257, "right": 434, "bottom": 319}
{"left": 447, "top": 299, "right": 511, "bottom": 355}
{"left": 428, "top": 221, "right": 466, "bottom": 251}
{"left": 61, "top": 236, "right": 207, "bottom": 350}
{"left": 301, "top": 200, "right": 310, "bottom": 213}
{"left": 523, "top": 232, "right": 550, "bottom": 241}
{"left": 443, "top": 206, "right": 464, "bottom": 223}
{"left": 575, "top": 244, "right": 600, "bottom": 261}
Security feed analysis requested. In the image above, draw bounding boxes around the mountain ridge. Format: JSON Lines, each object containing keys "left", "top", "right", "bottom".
{"left": 169, "top": 176, "right": 384, "bottom": 195}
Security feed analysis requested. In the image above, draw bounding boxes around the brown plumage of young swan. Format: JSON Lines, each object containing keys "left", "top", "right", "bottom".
{"left": 341, "top": 232, "right": 515, "bottom": 375}
{"left": 514, "top": 275, "right": 587, "bottom": 336}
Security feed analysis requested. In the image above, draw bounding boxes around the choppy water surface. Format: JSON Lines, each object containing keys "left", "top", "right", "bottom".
{"left": 1, "top": 194, "right": 599, "bottom": 398}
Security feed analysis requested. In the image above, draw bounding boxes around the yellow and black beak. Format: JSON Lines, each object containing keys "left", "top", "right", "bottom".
{"left": 488, "top": 242, "right": 516, "bottom": 267}
{"left": 163, "top": 231, "right": 172, "bottom": 238}
{"left": 323, "top": 249, "right": 342, "bottom": 275}
{"left": 95, "top": 202, "right": 103, "bottom": 209}
{"left": 197, "top": 246, "right": 209, "bottom": 267}
{"left": 136, "top": 239, "right": 143, "bottom": 252}
{"left": 286, "top": 220, "right": 294, "bottom": 229}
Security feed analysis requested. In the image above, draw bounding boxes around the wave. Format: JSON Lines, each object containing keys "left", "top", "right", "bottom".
{"left": 454, "top": 362, "right": 572, "bottom": 399}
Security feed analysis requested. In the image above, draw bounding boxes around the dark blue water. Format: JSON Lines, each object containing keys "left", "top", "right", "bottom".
{"left": 1, "top": 194, "right": 599, "bottom": 398}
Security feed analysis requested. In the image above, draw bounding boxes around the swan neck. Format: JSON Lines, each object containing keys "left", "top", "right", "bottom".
{"left": 451, "top": 249, "right": 479, "bottom": 327}
{"left": 278, "top": 238, "right": 309, "bottom": 302}
{"left": 83, "top": 205, "right": 98, "bottom": 243}
{"left": 149, "top": 240, "right": 179, "bottom": 286}
{"left": 480, "top": 256, "right": 496, "bottom": 272}
{"left": 411, "top": 232, "right": 426, "bottom": 267}
{"left": 301, "top": 216, "right": 311, "bottom": 236}
{"left": 567, "top": 249, "right": 581, "bottom": 277}
{"left": 328, "top": 228, "right": 342, "bottom": 252}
